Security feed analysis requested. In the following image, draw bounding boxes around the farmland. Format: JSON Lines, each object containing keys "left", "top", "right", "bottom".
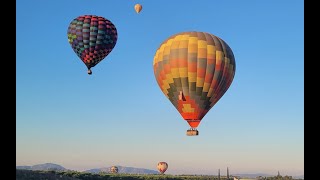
{"left": 16, "top": 169, "right": 303, "bottom": 180}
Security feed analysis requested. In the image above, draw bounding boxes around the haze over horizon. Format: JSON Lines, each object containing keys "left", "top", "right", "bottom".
{"left": 17, "top": 0, "right": 304, "bottom": 177}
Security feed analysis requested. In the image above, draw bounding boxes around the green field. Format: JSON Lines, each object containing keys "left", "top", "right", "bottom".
{"left": 16, "top": 169, "right": 302, "bottom": 180}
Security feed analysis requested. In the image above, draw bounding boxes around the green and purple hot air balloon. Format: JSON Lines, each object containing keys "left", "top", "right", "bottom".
{"left": 67, "top": 15, "right": 117, "bottom": 75}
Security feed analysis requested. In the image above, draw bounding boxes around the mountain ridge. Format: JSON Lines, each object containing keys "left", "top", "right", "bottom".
{"left": 84, "top": 165, "right": 159, "bottom": 174}
{"left": 16, "top": 163, "right": 66, "bottom": 171}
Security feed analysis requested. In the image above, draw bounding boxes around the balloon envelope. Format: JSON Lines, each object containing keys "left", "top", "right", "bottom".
{"left": 67, "top": 15, "right": 117, "bottom": 74}
{"left": 157, "top": 162, "right": 168, "bottom": 174}
{"left": 153, "top": 31, "right": 236, "bottom": 130}
{"left": 134, "top": 4, "right": 142, "bottom": 13}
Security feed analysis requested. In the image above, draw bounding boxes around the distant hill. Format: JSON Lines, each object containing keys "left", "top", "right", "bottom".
{"left": 84, "top": 165, "right": 159, "bottom": 174}
{"left": 16, "top": 166, "right": 31, "bottom": 170}
{"left": 293, "top": 175, "right": 304, "bottom": 179}
{"left": 17, "top": 163, "right": 158, "bottom": 174}
{"left": 16, "top": 163, "right": 66, "bottom": 171}
{"left": 232, "top": 173, "right": 272, "bottom": 178}
{"left": 16, "top": 169, "right": 80, "bottom": 180}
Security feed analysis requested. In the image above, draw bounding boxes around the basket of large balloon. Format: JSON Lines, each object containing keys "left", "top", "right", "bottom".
{"left": 186, "top": 128, "right": 199, "bottom": 136}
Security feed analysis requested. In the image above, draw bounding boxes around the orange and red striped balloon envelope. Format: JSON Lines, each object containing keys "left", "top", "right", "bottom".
{"left": 153, "top": 31, "right": 236, "bottom": 133}
{"left": 157, "top": 162, "right": 168, "bottom": 174}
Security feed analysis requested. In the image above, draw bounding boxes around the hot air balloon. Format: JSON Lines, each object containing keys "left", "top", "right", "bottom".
{"left": 153, "top": 31, "right": 236, "bottom": 136}
{"left": 110, "top": 166, "right": 118, "bottom": 173}
{"left": 67, "top": 15, "right": 118, "bottom": 75}
{"left": 157, "top": 162, "right": 168, "bottom": 174}
{"left": 134, "top": 4, "right": 142, "bottom": 13}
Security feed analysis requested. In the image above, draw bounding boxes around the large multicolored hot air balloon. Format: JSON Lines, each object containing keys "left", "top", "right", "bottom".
{"left": 134, "top": 4, "right": 142, "bottom": 13}
{"left": 67, "top": 15, "right": 118, "bottom": 75}
{"left": 110, "top": 166, "right": 118, "bottom": 173}
{"left": 153, "top": 31, "right": 236, "bottom": 136}
{"left": 157, "top": 162, "right": 168, "bottom": 174}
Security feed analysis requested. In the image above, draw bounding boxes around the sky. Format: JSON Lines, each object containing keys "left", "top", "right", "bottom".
{"left": 16, "top": 0, "right": 304, "bottom": 177}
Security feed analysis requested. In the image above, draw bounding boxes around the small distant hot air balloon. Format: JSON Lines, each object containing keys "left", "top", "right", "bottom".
{"left": 134, "top": 4, "right": 142, "bottom": 13}
{"left": 157, "top": 162, "right": 168, "bottom": 174}
{"left": 110, "top": 166, "right": 118, "bottom": 173}
{"left": 153, "top": 31, "right": 236, "bottom": 136}
{"left": 67, "top": 15, "right": 118, "bottom": 75}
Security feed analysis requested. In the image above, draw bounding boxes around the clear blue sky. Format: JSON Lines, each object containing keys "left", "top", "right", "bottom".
{"left": 16, "top": 0, "right": 304, "bottom": 176}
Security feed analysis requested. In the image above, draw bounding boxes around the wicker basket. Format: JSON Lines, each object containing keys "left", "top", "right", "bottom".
{"left": 186, "top": 129, "right": 199, "bottom": 136}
